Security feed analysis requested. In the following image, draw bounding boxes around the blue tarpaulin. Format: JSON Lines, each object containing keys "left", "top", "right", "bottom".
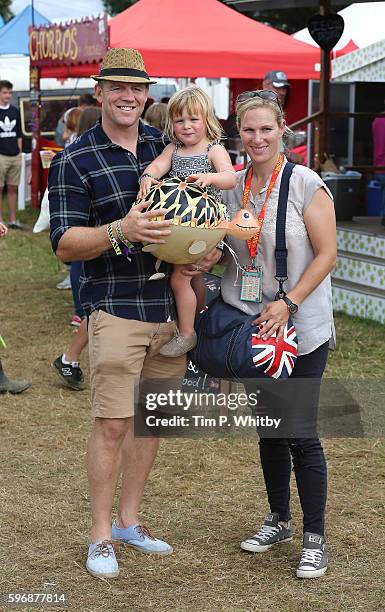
{"left": 0, "top": 6, "right": 50, "bottom": 55}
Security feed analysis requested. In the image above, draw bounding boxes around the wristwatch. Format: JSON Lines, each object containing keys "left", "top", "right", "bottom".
{"left": 281, "top": 296, "right": 298, "bottom": 315}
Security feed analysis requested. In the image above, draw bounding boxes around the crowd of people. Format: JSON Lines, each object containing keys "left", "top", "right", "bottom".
{"left": 8, "top": 43, "right": 384, "bottom": 585}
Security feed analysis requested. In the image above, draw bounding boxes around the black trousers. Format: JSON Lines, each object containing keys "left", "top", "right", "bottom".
{"left": 252, "top": 341, "right": 329, "bottom": 536}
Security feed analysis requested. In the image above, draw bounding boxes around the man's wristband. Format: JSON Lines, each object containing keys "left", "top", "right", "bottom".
{"left": 115, "top": 219, "right": 134, "bottom": 249}
{"left": 107, "top": 223, "right": 122, "bottom": 256}
{"left": 139, "top": 172, "right": 158, "bottom": 183}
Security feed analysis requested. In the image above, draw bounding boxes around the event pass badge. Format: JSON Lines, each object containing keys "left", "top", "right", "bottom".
{"left": 240, "top": 265, "right": 263, "bottom": 302}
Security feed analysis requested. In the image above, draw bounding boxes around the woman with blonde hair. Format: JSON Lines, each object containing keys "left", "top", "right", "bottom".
{"left": 221, "top": 90, "right": 336, "bottom": 578}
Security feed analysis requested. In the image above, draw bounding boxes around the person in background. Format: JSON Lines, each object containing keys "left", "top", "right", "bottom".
{"left": 262, "top": 70, "right": 290, "bottom": 109}
{"left": 0, "top": 358, "right": 30, "bottom": 393}
{"left": 143, "top": 102, "right": 167, "bottom": 132}
{"left": 142, "top": 96, "right": 154, "bottom": 118}
{"left": 0, "top": 221, "right": 31, "bottom": 393}
{"left": 224, "top": 70, "right": 290, "bottom": 142}
{"left": 78, "top": 93, "right": 97, "bottom": 108}
{"left": 55, "top": 93, "right": 97, "bottom": 147}
{"left": 52, "top": 106, "right": 102, "bottom": 391}
{"left": 0, "top": 80, "right": 23, "bottom": 230}
{"left": 77, "top": 106, "right": 102, "bottom": 136}
{"left": 56, "top": 107, "right": 87, "bottom": 290}
{"left": 63, "top": 107, "right": 82, "bottom": 147}
{"left": 372, "top": 99, "right": 385, "bottom": 227}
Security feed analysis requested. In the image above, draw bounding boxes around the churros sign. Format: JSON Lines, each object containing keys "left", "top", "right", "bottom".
{"left": 29, "top": 16, "right": 108, "bottom": 67}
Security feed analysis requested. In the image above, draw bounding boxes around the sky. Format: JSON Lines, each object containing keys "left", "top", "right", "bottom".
{"left": 11, "top": 0, "right": 105, "bottom": 21}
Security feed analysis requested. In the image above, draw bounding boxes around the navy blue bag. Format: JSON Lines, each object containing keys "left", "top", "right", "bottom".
{"left": 190, "top": 162, "right": 298, "bottom": 381}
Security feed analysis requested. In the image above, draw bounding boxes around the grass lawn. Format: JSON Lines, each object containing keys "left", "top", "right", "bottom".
{"left": 0, "top": 209, "right": 384, "bottom": 612}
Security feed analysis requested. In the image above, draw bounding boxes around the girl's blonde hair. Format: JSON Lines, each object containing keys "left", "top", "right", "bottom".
{"left": 165, "top": 86, "right": 223, "bottom": 143}
{"left": 236, "top": 95, "right": 293, "bottom": 140}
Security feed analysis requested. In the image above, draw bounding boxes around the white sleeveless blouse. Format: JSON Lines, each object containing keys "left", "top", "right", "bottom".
{"left": 221, "top": 158, "right": 336, "bottom": 356}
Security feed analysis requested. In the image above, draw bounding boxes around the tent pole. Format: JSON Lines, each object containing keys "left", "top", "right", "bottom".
{"left": 30, "top": 65, "right": 41, "bottom": 209}
{"left": 317, "top": 0, "right": 331, "bottom": 169}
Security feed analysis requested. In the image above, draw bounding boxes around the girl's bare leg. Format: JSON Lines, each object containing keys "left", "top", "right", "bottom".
{"left": 191, "top": 274, "right": 206, "bottom": 313}
{"left": 171, "top": 266, "right": 197, "bottom": 337}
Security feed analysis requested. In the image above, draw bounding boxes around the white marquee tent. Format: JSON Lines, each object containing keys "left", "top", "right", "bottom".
{"left": 332, "top": 37, "right": 385, "bottom": 82}
{"left": 293, "top": 2, "right": 385, "bottom": 52}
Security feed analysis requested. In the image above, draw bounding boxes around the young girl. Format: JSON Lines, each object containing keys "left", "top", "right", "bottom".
{"left": 138, "top": 86, "right": 237, "bottom": 357}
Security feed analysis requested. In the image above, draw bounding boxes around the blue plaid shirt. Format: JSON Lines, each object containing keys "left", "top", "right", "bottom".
{"left": 49, "top": 120, "right": 175, "bottom": 322}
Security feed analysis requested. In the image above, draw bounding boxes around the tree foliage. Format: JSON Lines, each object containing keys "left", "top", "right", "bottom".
{"left": 247, "top": 4, "right": 350, "bottom": 34}
{"left": 102, "top": 0, "right": 138, "bottom": 16}
{"left": 0, "top": 0, "right": 13, "bottom": 22}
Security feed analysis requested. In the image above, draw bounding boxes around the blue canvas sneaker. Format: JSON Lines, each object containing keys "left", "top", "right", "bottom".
{"left": 111, "top": 522, "right": 173, "bottom": 554}
{"left": 86, "top": 540, "right": 119, "bottom": 579}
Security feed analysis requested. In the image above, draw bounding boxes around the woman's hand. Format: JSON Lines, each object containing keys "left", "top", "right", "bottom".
{"left": 179, "top": 247, "right": 223, "bottom": 278}
{"left": 252, "top": 300, "right": 289, "bottom": 341}
{"left": 0, "top": 222, "right": 8, "bottom": 236}
{"left": 138, "top": 176, "right": 159, "bottom": 200}
{"left": 186, "top": 173, "right": 213, "bottom": 188}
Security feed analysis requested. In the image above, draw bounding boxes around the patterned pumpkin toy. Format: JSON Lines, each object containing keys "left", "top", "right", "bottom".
{"left": 140, "top": 176, "right": 260, "bottom": 267}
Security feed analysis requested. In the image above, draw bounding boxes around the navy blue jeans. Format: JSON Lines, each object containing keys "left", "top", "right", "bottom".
{"left": 256, "top": 341, "right": 329, "bottom": 535}
{"left": 70, "top": 261, "right": 85, "bottom": 319}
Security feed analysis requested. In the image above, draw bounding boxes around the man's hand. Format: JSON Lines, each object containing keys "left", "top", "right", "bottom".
{"left": 179, "top": 247, "right": 223, "bottom": 278}
{"left": 120, "top": 201, "right": 172, "bottom": 244}
{"left": 0, "top": 222, "right": 8, "bottom": 236}
{"left": 252, "top": 300, "right": 289, "bottom": 341}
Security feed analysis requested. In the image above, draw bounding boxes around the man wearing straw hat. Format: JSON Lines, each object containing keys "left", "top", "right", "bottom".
{"left": 49, "top": 48, "right": 221, "bottom": 579}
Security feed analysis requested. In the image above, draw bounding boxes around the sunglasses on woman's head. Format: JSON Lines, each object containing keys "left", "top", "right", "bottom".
{"left": 236, "top": 90, "right": 283, "bottom": 111}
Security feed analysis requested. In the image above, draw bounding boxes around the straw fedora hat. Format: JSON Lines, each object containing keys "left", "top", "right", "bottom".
{"left": 91, "top": 48, "right": 156, "bottom": 84}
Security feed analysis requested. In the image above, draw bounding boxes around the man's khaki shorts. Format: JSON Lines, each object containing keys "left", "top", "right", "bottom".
{"left": 88, "top": 310, "right": 186, "bottom": 419}
{"left": 0, "top": 153, "right": 22, "bottom": 187}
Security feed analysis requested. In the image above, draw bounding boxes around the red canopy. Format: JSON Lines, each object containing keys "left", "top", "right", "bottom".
{"left": 109, "top": 0, "right": 319, "bottom": 80}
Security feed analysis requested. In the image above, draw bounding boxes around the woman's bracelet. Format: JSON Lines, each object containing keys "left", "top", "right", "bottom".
{"left": 107, "top": 222, "right": 122, "bottom": 256}
{"left": 138, "top": 172, "right": 158, "bottom": 183}
{"left": 115, "top": 219, "right": 134, "bottom": 249}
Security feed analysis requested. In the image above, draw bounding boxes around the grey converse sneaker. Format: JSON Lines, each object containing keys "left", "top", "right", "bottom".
{"left": 241, "top": 512, "right": 293, "bottom": 553}
{"left": 159, "top": 330, "right": 197, "bottom": 357}
{"left": 297, "top": 532, "right": 328, "bottom": 578}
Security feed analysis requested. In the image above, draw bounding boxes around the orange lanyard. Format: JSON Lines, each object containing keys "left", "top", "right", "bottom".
{"left": 243, "top": 154, "right": 284, "bottom": 260}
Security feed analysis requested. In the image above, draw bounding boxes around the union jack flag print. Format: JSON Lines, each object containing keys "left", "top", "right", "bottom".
{"left": 251, "top": 322, "right": 298, "bottom": 379}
